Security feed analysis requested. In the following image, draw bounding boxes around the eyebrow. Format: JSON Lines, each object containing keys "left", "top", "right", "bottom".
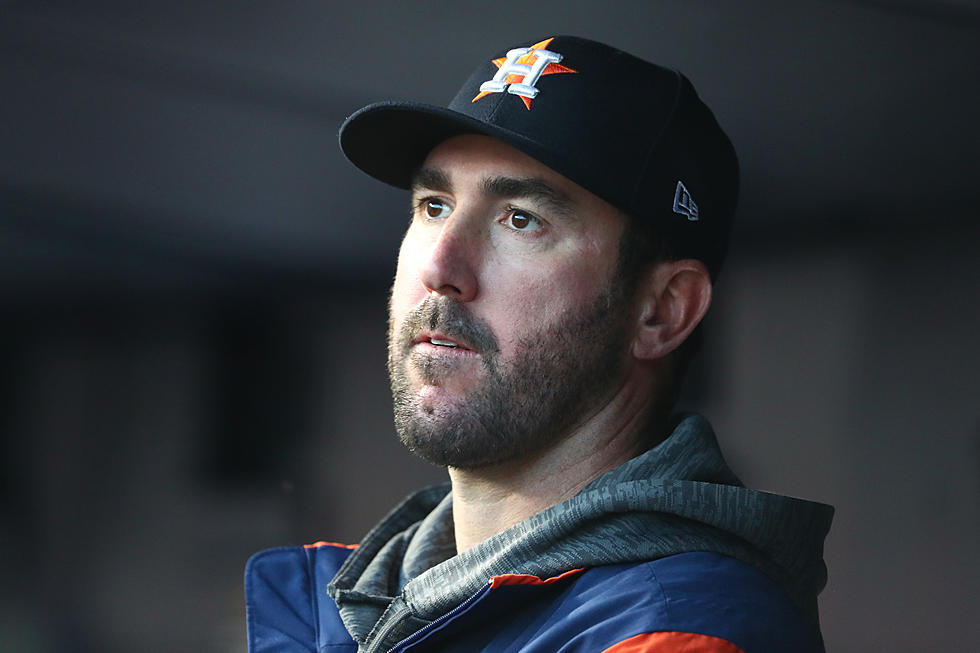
{"left": 482, "top": 176, "right": 575, "bottom": 217}
{"left": 411, "top": 167, "right": 452, "bottom": 193}
{"left": 411, "top": 166, "right": 576, "bottom": 217}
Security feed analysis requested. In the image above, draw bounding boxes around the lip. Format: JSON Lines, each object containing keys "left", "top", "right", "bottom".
{"left": 412, "top": 332, "right": 476, "bottom": 353}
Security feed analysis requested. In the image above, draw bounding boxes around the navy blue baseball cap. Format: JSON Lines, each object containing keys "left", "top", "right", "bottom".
{"left": 339, "top": 36, "right": 738, "bottom": 279}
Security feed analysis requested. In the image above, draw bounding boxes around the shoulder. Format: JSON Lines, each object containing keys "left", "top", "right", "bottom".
{"left": 566, "top": 552, "right": 824, "bottom": 653}
{"left": 408, "top": 552, "right": 822, "bottom": 653}
{"left": 245, "top": 542, "right": 358, "bottom": 653}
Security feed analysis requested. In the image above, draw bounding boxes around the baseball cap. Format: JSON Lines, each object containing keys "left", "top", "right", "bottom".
{"left": 339, "top": 35, "right": 738, "bottom": 279}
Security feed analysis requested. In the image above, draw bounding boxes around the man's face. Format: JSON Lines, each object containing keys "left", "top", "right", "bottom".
{"left": 387, "top": 134, "right": 633, "bottom": 469}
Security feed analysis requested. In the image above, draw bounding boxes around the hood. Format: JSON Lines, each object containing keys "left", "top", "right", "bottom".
{"left": 328, "top": 413, "right": 834, "bottom": 649}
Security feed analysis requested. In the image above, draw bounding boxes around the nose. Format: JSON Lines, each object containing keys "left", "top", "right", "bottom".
{"left": 418, "top": 219, "right": 479, "bottom": 303}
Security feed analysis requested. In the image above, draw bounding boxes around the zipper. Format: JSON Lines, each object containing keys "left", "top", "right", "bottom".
{"left": 386, "top": 584, "right": 491, "bottom": 652}
{"left": 365, "top": 602, "right": 412, "bottom": 653}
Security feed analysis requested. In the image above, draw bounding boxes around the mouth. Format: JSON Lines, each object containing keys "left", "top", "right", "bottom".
{"left": 414, "top": 333, "right": 474, "bottom": 353}
{"left": 430, "top": 338, "right": 460, "bottom": 349}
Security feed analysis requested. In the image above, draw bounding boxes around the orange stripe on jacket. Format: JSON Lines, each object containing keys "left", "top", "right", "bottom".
{"left": 303, "top": 541, "right": 359, "bottom": 550}
{"left": 602, "top": 631, "right": 745, "bottom": 653}
{"left": 488, "top": 567, "right": 585, "bottom": 588}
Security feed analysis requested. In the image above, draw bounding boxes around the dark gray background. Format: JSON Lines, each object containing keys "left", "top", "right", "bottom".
{"left": 1, "top": 1, "right": 978, "bottom": 651}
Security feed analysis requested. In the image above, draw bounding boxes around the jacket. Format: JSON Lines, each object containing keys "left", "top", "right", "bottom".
{"left": 245, "top": 414, "right": 834, "bottom": 652}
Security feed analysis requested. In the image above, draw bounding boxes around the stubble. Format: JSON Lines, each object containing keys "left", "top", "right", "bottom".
{"left": 387, "top": 285, "right": 630, "bottom": 470}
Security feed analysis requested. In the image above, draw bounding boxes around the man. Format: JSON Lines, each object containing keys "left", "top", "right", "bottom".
{"left": 245, "top": 36, "right": 834, "bottom": 652}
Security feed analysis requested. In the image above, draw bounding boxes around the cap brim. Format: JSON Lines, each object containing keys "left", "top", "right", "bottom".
{"left": 338, "top": 101, "right": 551, "bottom": 190}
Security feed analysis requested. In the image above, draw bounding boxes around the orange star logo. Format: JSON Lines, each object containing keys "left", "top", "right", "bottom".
{"left": 472, "top": 37, "right": 578, "bottom": 110}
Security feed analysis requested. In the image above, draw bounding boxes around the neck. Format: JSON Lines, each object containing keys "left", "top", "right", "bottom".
{"left": 448, "top": 372, "right": 666, "bottom": 553}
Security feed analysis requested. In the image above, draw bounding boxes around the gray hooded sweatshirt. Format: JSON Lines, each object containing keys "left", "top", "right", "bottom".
{"left": 327, "top": 413, "right": 834, "bottom": 652}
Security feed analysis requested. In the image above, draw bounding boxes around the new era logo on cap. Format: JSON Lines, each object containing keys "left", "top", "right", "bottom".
{"left": 673, "top": 181, "right": 699, "bottom": 221}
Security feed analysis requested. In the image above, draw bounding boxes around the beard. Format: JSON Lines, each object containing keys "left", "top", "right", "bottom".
{"left": 387, "top": 282, "right": 631, "bottom": 470}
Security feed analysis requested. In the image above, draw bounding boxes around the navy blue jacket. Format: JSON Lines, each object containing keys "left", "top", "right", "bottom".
{"left": 245, "top": 542, "right": 823, "bottom": 652}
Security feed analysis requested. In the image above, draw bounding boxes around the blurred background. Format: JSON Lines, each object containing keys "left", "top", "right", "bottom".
{"left": 1, "top": 1, "right": 978, "bottom": 651}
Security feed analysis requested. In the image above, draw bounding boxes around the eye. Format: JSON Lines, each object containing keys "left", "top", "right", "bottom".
{"left": 422, "top": 199, "right": 451, "bottom": 220}
{"left": 502, "top": 208, "right": 542, "bottom": 231}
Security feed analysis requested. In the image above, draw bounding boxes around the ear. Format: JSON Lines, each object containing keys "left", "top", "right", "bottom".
{"left": 631, "top": 259, "right": 712, "bottom": 361}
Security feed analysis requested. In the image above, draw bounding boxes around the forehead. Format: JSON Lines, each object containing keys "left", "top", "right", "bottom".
{"left": 417, "top": 134, "right": 627, "bottom": 230}
{"left": 419, "top": 134, "right": 558, "bottom": 181}
{"left": 419, "top": 136, "right": 600, "bottom": 202}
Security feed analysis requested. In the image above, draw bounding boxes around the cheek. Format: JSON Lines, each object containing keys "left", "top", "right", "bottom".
{"left": 389, "top": 244, "right": 424, "bottom": 341}
{"left": 487, "top": 260, "right": 607, "bottom": 351}
{"left": 392, "top": 230, "right": 429, "bottom": 301}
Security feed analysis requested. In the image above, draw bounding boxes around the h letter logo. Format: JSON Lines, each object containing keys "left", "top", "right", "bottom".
{"left": 472, "top": 37, "right": 577, "bottom": 109}
{"left": 480, "top": 46, "right": 564, "bottom": 100}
